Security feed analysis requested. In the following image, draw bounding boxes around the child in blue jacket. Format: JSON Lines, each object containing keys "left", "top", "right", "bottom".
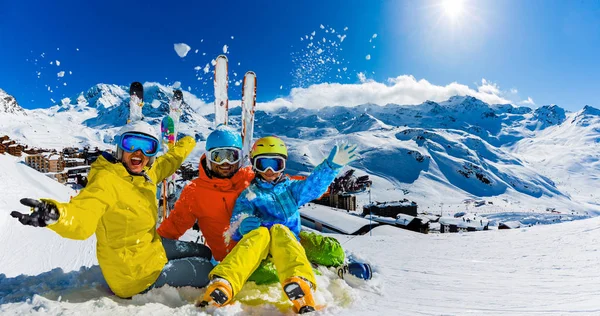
{"left": 196, "top": 136, "right": 357, "bottom": 314}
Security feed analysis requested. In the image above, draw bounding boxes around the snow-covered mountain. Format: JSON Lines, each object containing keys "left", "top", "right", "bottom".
{"left": 1, "top": 84, "right": 599, "bottom": 214}
{"left": 0, "top": 88, "right": 26, "bottom": 116}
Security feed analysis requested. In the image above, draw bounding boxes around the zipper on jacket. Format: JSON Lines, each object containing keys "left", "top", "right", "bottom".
{"left": 272, "top": 189, "right": 290, "bottom": 220}
{"left": 222, "top": 197, "right": 229, "bottom": 215}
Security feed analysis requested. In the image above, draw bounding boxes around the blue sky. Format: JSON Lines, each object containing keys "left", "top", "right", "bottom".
{"left": 0, "top": 0, "right": 599, "bottom": 111}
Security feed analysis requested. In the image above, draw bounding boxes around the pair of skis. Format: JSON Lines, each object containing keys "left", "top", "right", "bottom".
{"left": 127, "top": 81, "right": 183, "bottom": 223}
{"left": 213, "top": 55, "right": 257, "bottom": 163}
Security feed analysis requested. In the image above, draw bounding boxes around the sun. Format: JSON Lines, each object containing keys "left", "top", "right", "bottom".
{"left": 441, "top": 0, "right": 466, "bottom": 20}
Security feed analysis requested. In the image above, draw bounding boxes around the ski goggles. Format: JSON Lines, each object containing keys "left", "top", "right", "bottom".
{"left": 118, "top": 132, "right": 160, "bottom": 156}
{"left": 208, "top": 147, "right": 242, "bottom": 165}
{"left": 253, "top": 155, "right": 286, "bottom": 173}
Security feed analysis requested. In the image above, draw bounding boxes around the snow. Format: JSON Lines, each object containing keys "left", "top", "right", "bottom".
{"left": 365, "top": 54, "right": 371, "bottom": 60}
{"left": 222, "top": 45, "right": 228, "bottom": 54}
{"left": 57, "top": 71, "right": 65, "bottom": 78}
{"left": 56, "top": 60, "right": 60, "bottom": 66}
{"left": 1, "top": 153, "right": 599, "bottom": 314}
{"left": 173, "top": 43, "right": 191, "bottom": 58}
{"left": 0, "top": 81, "right": 599, "bottom": 314}
{"left": 300, "top": 204, "right": 374, "bottom": 234}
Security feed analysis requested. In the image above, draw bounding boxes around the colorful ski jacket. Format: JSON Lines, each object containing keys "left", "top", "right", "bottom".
{"left": 229, "top": 159, "right": 341, "bottom": 242}
{"left": 157, "top": 155, "right": 255, "bottom": 261}
{"left": 47, "top": 136, "right": 196, "bottom": 298}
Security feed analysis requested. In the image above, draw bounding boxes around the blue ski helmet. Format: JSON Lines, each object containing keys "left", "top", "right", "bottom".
{"left": 206, "top": 124, "right": 242, "bottom": 151}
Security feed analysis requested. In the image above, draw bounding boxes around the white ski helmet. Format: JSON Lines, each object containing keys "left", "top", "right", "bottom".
{"left": 115, "top": 121, "right": 160, "bottom": 166}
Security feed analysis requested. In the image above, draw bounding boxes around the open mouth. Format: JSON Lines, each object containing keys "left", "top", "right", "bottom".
{"left": 217, "top": 165, "right": 232, "bottom": 171}
{"left": 130, "top": 157, "right": 143, "bottom": 166}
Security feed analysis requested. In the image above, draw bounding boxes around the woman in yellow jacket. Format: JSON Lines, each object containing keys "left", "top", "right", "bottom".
{"left": 10, "top": 121, "right": 213, "bottom": 298}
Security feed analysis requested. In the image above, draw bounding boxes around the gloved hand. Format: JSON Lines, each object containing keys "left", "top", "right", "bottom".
{"left": 238, "top": 216, "right": 261, "bottom": 236}
{"left": 327, "top": 143, "right": 359, "bottom": 168}
{"left": 10, "top": 198, "right": 60, "bottom": 227}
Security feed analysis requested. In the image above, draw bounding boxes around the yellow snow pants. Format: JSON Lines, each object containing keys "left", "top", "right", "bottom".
{"left": 209, "top": 224, "right": 316, "bottom": 295}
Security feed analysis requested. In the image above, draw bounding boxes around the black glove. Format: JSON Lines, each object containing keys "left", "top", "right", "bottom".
{"left": 10, "top": 198, "right": 60, "bottom": 227}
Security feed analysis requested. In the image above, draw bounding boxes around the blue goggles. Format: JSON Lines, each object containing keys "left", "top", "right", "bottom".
{"left": 118, "top": 132, "right": 160, "bottom": 156}
{"left": 253, "top": 156, "right": 286, "bottom": 173}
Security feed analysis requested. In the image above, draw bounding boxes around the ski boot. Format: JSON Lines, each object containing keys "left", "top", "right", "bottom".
{"left": 337, "top": 260, "right": 372, "bottom": 280}
{"left": 195, "top": 277, "right": 233, "bottom": 308}
{"left": 282, "top": 276, "right": 316, "bottom": 314}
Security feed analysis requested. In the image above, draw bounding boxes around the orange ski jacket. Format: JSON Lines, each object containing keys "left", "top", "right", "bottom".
{"left": 157, "top": 155, "right": 254, "bottom": 261}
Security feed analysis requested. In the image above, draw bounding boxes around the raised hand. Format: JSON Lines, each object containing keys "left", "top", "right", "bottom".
{"left": 10, "top": 198, "right": 60, "bottom": 227}
{"left": 327, "top": 143, "right": 359, "bottom": 168}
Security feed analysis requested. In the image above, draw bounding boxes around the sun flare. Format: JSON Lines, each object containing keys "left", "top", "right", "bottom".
{"left": 441, "top": 0, "right": 466, "bottom": 20}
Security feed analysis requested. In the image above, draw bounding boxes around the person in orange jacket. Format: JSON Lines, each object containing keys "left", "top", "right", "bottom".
{"left": 157, "top": 125, "right": 253, "bottom": 261}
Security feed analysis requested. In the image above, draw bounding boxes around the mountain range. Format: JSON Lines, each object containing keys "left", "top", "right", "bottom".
{"left": 1, "top": 83, "right": 598, "bottom": 214}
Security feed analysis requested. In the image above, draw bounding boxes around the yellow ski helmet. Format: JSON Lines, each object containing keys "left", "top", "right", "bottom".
{"left": 251, "top": 136, "right": 288, "bottom": 159}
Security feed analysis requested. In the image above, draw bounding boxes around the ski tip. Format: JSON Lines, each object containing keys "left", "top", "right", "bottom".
{"left": 216, "top": 54, "right": 228, "bottom": 61}
{"left": 173, "top": 90, "right": 183, "bottom": 100}
{"left": 129, "top": 82, "right": 144, "bottom": 98}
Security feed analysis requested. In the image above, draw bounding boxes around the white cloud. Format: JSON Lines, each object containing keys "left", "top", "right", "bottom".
{"left": 173, "top": 43, "right": 191, "bottom": 58}
{"left": 259, "top": 75, "right": 513, "bottom": 111}
{"left": 520, "top": 97, "right": 535, "bottom": 105}
{"left": 477, "top": 78, "right": 500, "bottom": 95}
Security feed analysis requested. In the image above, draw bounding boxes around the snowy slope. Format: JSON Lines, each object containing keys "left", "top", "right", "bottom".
{"left": 0, "top": 157, "right": 598, "bottom": 315}
{"left": 1, "top": 88, "right": 600, "bottom": 314}
{"left": 511, "top": 106, "right": 600, "bottom": 211}
{"left": 0, "top": 155, "right": 97, "bottom": 276}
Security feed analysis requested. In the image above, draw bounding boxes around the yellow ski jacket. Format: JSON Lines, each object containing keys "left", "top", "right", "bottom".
{"left": 46, "top": 136, "right": 196, "bottom": 298}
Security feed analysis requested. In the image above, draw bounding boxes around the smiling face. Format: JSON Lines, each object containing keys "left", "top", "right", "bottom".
{"left": 258, "top": 168, "right": 282, "bottom": 183}
{"left": 209, "top": 161, "right": 240, "bottom": 178}
{"left": 121, "top": 150, "right": 149, "bottom": 174}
